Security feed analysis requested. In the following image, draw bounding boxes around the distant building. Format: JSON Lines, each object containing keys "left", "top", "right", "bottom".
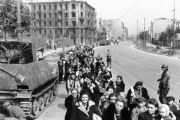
{"left": 151, "top": 18, "right": 180, "bottom": 40}
{"left": 29, "top": 0, "right": 96, "bottom": 45}
{"left": 101, "top": 20, "right": 128, "bottom": 40}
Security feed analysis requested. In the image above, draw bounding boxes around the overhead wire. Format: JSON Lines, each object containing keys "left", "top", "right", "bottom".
{"left": 119, "top": 0, "right": 139, "bottom": 20}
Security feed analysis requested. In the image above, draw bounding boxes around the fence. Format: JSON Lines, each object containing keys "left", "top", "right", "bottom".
{"left": 152, "top": 40, "right": 180, "bottom": 49}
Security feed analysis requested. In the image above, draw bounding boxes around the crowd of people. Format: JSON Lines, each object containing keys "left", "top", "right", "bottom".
{"left": 58, "top": 45, "right": 180, "bottom": 120}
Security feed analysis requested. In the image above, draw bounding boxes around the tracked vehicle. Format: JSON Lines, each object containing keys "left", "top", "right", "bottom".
{"left": 0, "top": 41, "right": 58, "bottom": 119}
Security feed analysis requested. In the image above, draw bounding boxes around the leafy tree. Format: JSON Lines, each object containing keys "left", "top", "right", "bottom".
{"left": 0, "top": 0, "right": 31, "bottom": 40}
{"left": 139, "top": 31, "right": 149, "bottom": 40}
{"left": 139, "top": 31, "right": 150, "bottom": 47}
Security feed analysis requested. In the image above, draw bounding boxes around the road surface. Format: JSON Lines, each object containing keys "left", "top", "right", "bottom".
{"left": 37, "top": 41, "right": 180, "bottom": 120}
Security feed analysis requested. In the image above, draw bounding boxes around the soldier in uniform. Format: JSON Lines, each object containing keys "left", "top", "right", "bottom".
{"left": 3, "top": 101, "right": 26, "bottom": 120}
{"left": 157, "top": 64, "right": 170, "bottom": 104}
{"left": 106, "top": 49, "right": 112, "bottom": 68}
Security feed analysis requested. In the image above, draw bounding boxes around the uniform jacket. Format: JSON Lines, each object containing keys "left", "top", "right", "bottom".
{"left": 70, "top": 100, "right": 101, "bottom": 120}
{"left": 159, "top": 70, "right": 170, "bottom": 89}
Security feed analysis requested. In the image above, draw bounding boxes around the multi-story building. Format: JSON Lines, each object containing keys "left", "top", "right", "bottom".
{"left": 29, "top": 0, "right": 96, "bottom": 45}
{"left": 151, "top": 18, "right": 180, "bottom": 40}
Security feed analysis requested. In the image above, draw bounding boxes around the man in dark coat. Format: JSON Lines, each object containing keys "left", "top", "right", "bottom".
{"left": 57, "top": 59, "right": 64, "bottom": 83}
{"left": 157, "top": 64, "right": 170, "bottom": 104}
{"left": 65, "top": 89, "right": 79, "bottom": 120}
{"left": 126, "top": 81, "right": 150, "bottom": 110}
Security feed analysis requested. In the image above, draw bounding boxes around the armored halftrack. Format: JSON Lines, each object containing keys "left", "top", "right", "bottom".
{"left": 0, "top": 41, "right": 58, "bottom": 119}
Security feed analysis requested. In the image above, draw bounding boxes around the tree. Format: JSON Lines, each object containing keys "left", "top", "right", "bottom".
{"left": 0, "top": 0, "right": 31, "bottom": 40}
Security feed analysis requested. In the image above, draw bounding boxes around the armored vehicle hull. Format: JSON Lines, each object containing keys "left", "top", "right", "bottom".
{"left": 0, "top": 41, "right": 59, "bottom": 119}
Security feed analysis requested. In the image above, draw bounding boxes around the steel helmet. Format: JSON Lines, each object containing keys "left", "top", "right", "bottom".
{"left": 161, "top": 64, "right": 168, "bottom": 70}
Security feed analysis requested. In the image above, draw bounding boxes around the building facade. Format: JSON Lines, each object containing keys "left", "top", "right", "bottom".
{"left": 151, "top": 18, "right": 180, "bottom": 40}
{"left": 29, "top": 0, "right": 96, "bottom": 45}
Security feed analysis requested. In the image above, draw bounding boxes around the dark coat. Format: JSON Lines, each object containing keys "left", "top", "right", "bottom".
{"left": 138, "top": 111, "right": 161, "bottom": 120}
{"left": 126, "top": 87, "right": 150, "bottom": 110}
{"left": 65, "top": 95, "right": 78, "bottom": 120}
{"left": 102, "top": 103, "right": 130, "bottom": 120}
{"left": 115, "top": 81, "right": 125, "bottom": 93}
{"left": 82, "top": 82, "right": 100, "bottom": 106}
{"left": 70, "top": 101, "right": 101, "bottom": 120}
{"left": 158, "top": 70, "right": 170, "bottom": 89}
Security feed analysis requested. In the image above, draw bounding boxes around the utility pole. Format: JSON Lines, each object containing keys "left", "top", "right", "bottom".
{"left": 137, "top": 19, "right": 139, "bottom": 38}
{"left": 144, "top": 17, "right": 145, "bottom": 32}
{"left": 17, "top": 0, "right": 21, "bottom": 41}
{"left": 172, "top": 0, "right": 176, "bottom": 53}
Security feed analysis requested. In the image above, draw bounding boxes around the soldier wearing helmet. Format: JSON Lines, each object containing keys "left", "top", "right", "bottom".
{"left": 157, "top": 64, "right": 170, "bottom": 104}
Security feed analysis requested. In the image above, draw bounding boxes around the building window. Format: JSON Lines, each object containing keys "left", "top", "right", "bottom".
{"left": 44, "top": 29, "right": 46, "bottom": 34}
{"left": 54, "top": 4, "right": 57, "bottom": 10}
{"left": 33, "top": 5, "right": 36, "bottom": 10}
{"left": 65, "top": 13, "right": 68, "bottom": 17}
{"left": 49, "top": 13, "right": 51, "bottom": 18}
{"left": 50, "top": 30, "right": 52, "bottom": 34}
{"left": 72, "top": 4, "right": 76, "bottom": 9}
{"left": 55, "top": 21, "right": 58, "bottom": 26}
{"left": 81, "top": 3, "right": 83, "bottom": 9}
{"left": 66, "top": 21, "right": 68, "bottom": 26}
{"left": 59, "top": 4, "right": 62, "bottom": 9}
{"left": 60, "top": 29, "right": 62, "bottom": 34}
{"left": 38, "top": 21, "right": 41, "bottom": 27}
{"left": 39, "top": 29, "right": 41, "bottom": 34}
{"left": 39, "top": 13, "right": 41, "bottom": 19}
{"left": 44, "top": 5, "right": 46, "bottom": 10}
{"left": 44, "top": 21, "right": 46, "bottom": 26}
{"left": 72, "top": 21, "right": 76, "bottom": 27}
{"left": 54, "top": 13, "right": 57, "bottom": 18}
{"left": 72, "top": 12, "right": 76, "bottom": 17}
{"left": 33, "top": 13, "right": 36, "bottom": 19}
{"left": 49, "top": 5, "right": 51, "bottom": 10}
{"left": 34, "top": 22, "right": 36, "bottom": 26}
{"left": 39, "top": 5, "right": 41, "bottom": 11}
{"left": 65, "top": 4, "right": 68, "bottom": 10}
{"left": 81, "top": 12, "right": 83, "bottom": 17}
{"left": 44, "top": 13, "right": 46, "bottom": 18}
{"left": 55, "top": 29, "right": 57, "bottom": 34}
{"left": 49, "top": 21, "right": 51, "bottom": 26}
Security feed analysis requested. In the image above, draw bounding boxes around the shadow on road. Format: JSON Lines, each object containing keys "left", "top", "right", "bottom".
{"left": 58, "top": 103, "right": 66, "bottom": 110}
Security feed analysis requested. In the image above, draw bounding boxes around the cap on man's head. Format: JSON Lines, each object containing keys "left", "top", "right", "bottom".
{"left": 166, "top": 96, "right": 175, "bottom": 101}
{"left": 3, "top": 101, "right": 11, "bottom": 109}
{"left": 135, "top": 81, "right": 143, "bottom": 87}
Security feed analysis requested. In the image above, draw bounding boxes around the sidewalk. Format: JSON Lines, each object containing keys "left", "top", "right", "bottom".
{"left": 134, "top": 42, "right": 180, "bottom": 59}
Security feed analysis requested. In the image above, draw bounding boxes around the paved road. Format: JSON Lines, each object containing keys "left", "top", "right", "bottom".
{"left": 37, "top": 41, "right": 180, "bottom": 120}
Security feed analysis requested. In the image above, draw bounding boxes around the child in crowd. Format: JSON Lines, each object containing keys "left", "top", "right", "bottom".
{"left": 158, "top": 104, "right": 176, "bottom": 120}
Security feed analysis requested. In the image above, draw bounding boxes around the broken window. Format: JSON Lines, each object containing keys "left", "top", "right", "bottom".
{"left": 72, "top": 21, "right": 76, "bottom": 27}
{"left": 72, "top": 12, "right": 76, "bottom": 17}
{"left": 72, "top": 4, "right": 76, "bottom": 9}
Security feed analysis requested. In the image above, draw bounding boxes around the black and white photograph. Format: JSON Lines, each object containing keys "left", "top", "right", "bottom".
{"left": 0, "top": 0, "right": 180, "bottom": 120}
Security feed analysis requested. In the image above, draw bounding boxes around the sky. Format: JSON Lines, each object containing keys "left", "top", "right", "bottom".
{"left": 86, "top": 0, "right": 180, "bottom": 35}
{"left": 23, "top": 0, "right": 180, "bottom": 35}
